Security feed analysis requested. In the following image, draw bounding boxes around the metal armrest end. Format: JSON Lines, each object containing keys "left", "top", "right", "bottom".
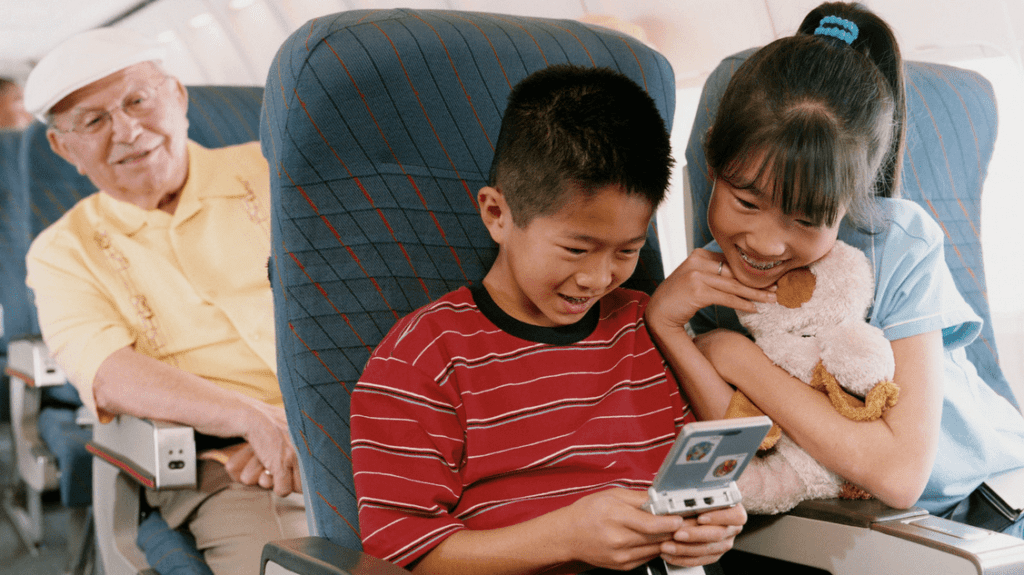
{"left": 262, "top": 538, "right": 410, "bottom": 575}
{"left": 91, "top": 415, "right": 197, "bottom": 489}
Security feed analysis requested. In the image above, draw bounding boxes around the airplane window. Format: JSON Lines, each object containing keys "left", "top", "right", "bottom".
{"left": 222, "top": 0, "right": 289, "bottom": 79}
{"left": 960, "top": 53, "right": 1024, "bottom": 401}
{"left": 277, "top": 0, "right": 347, "bottom": 30}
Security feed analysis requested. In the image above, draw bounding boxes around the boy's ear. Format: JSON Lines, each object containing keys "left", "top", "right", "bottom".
{"left": 478, "top": 186, "right": 512, "bottom": 244}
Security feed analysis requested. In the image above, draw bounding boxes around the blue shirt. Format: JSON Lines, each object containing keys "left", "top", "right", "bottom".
{"left": 693, "top": 197, "right": 1024, "bottom": 514}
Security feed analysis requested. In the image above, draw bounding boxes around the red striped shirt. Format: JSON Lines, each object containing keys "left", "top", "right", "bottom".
{"left": 351, "top": 286, "right": 693, "bottom": 566}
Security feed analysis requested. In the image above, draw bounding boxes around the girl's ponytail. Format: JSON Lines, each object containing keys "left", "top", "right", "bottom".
{"left": 799, "top": 2, "right": 906, "bottom": 198}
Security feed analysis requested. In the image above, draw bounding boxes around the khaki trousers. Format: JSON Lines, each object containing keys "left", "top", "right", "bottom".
{"left": 146, "top": 460, "right": 308, "bottom": 575}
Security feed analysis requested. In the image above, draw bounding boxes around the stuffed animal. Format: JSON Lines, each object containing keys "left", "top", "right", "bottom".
{"left": 724, "top": 239, "right": 900, "bottom": 514}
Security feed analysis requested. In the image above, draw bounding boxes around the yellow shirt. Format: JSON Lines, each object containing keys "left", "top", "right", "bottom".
{"left": 26, "top": 141, "right": 276, "bottom": 420}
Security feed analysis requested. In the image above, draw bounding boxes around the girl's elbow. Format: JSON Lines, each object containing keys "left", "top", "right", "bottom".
{"left": 875, "top": 487, "right": 920, "bottom": 510}
{"left": 869, "top": 470, "right": 928, "bottom": 510}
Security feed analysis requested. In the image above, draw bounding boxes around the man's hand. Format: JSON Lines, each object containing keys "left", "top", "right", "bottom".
{"left": 93, "top": 347, "right": 304, "bottom": 496}
{"left": 236, "top": 400, "right": 303, "bottom": 497}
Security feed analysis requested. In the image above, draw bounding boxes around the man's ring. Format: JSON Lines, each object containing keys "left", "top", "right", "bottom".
{"left": 717, "top": 261, "right": 724, "bottom": 276}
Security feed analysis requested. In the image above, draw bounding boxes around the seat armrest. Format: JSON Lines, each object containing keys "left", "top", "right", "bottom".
{"left": 5, "top": 337, "right": 67, "bottom": 387}
{"left": 262, "top": 538, "right": 411, "bottom": 575}
{"left": 87, "top": 415, "right": 197, "bottom": 490}
{"left": 736, "top": 498, "right": 1024, "bottom": 574}
{"left": 787, "top": 497, "right": 929, "bottom": 527}
{"left": 6, "top": 354, "right": 59, "bottom": 494}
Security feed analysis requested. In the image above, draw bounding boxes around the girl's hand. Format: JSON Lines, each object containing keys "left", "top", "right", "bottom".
{"left": 648, "top": 249, "right": 775, "bottom": 331}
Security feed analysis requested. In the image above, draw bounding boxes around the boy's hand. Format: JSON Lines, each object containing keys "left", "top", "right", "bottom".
{"left": 561, "top": 489, "right": 683, "bottom": 571}
{"left": 660, "top": 504, "right": 746, "bottom": 568}
{"left": 648, "top": 249, "right": 774, "bottom": 330}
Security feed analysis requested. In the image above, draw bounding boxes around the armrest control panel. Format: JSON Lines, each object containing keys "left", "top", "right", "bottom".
{"left": 89, "top": 415, "right": 197, "bottom": 490}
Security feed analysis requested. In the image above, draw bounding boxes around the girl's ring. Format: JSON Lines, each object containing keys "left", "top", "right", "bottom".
{"left": 263, "top": 469, "right": 272, "bottom": 476}
{"left": 717, "top": 261, "right": 724, "bottom": 276}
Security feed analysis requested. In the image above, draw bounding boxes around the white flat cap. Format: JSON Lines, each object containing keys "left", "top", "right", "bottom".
{"left": 24, "top": 27, "right": 166, "bottom": 122}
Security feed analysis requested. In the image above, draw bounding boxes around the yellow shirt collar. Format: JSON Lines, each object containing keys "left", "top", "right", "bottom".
{"left": 96, "top": 140, "right": 250, "bottom": 235}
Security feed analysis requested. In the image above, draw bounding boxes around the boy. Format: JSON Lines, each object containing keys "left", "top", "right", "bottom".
{"left": 351, "top": 65, "right": 745, "bottom": 575}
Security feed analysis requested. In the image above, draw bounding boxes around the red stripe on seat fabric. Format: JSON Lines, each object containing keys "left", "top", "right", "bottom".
{"left": 303, "top": 410, "right": 351, "bottom": 463}
{"left": 287, "top": 251, "right": 381, "bottom": 349}
{"left": 367, "top": 23, "right": 471, "bottom": 282}
{"left": 318, "top": 490, "right": 360, "bottom": 540}
{"left": 487, "top": 14, "right": 550, "bottom": 68}
{"left": 288, "top": 321, "right": 357, "bottom": 390}
{"left": 283, "top": 166, "right": 400, "bottom": 321}
{"left": 412, "top": 12, "right": 495, "bottom": 152}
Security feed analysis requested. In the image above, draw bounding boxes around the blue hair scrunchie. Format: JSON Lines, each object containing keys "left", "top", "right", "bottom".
{"left": 814, "top": 15, "right": 859, "bottom": 45}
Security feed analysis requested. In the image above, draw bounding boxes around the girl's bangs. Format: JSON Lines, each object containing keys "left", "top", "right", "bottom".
{"left": 722, "top": 130, "right": 850, "bottom": 229}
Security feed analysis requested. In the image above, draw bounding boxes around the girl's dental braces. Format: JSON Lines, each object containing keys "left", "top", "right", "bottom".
{"left": 740, "top": 250, "right": 782, "bottom": 271}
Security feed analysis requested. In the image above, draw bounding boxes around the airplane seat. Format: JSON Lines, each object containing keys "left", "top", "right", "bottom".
{"left": 0, "top": 129, "right": 32, "bottom": 422}
{"left": 686, "top": 50, "right": 1024, "bottom": 574}
{"left": 258, "top": 8, "right": 672, "bottom": 574}
{"left": 5, "top": 125, "right": 96, "bottom": 574}
{"left": 0, "top": 129, "right": 49, "bottom": 555}
{"left": 16, "top": 84, "right": 263, "bottom": 575}
{"left": 1, "top": 128, "right": 34, "bottom": 410}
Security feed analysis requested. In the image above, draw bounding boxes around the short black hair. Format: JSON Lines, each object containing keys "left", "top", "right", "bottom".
{"left": 488, "top": 64, "right": 673, "bottom": 227}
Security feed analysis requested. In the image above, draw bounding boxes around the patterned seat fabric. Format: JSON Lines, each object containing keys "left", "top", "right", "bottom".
{"left": 685, "top": 49, "right": 1016, "bottom": 409}
{"left": 0, "top": 131, "right": 29, "bottom": 420}
{"left": 262, "top": 8, "right": 674, "bottom": 551}
{"left": 0, "top": 132, "right": 31, "bottom": 343}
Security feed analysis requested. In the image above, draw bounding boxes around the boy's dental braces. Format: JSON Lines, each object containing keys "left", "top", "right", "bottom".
{"left": 561, "top": 294, "right": 589, "bottom": 304}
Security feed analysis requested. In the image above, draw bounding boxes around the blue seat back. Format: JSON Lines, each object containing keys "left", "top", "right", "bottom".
{"left": 685, "top": 50, "right": 1016, "bottom": 409}
{"left": 0, "top": 131, "right": 32, "bottom": 344}
{"left": 0, "top": 130, "right": 30, "bottom": 420}
{"left": 262, "top": 8, "right": 674, "bottom": 550}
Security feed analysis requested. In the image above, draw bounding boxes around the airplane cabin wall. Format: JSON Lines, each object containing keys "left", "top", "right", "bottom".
{"left": 106, "top": 0, "right": 1024, "bottom": 402}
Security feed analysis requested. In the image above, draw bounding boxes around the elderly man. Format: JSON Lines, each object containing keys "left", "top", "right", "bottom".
{"left": 1, "top": 77, "right": 34, "bottom": 129}
{"left": 23, "top": 28, "right": 306, "bottom": 575}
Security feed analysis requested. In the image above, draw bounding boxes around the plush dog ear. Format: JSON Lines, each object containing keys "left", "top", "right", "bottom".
{"left": 725, "top": 391, "right": 781, "bottom": 451}
{"left": 776, "top": 267, "right": 816, "bottom": 309}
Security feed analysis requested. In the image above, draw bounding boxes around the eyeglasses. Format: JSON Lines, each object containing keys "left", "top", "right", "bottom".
{"left": 50, "top": 76, "right": 170, "bottom": 136}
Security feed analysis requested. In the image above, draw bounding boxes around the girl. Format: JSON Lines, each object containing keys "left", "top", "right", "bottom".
{"left": 646, "top": 1, "right": 1024, "bottom": 536}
